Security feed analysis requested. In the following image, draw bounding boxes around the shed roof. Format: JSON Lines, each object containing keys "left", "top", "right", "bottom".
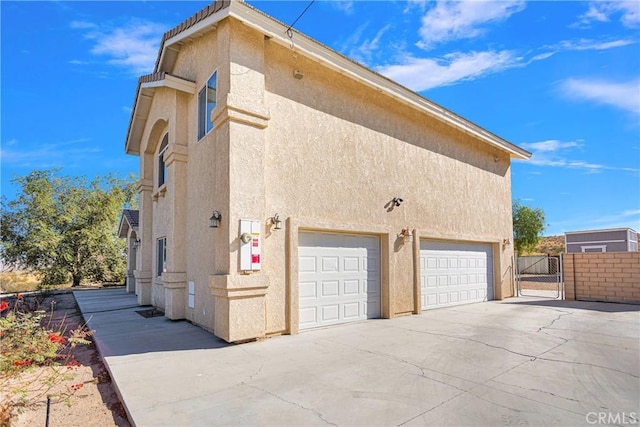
{"left": 125, "top": 0, "right": 531, "bottom": 161}
{"left": 565, "top": 227, "right": 637, "bottom": 235}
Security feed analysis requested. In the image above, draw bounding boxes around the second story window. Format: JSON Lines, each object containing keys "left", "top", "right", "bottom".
{"left": 198, "top": 71, "right": 217, "bottom": 140}
{"left": 157, "top": 134, "right": 168, "bottom": 187}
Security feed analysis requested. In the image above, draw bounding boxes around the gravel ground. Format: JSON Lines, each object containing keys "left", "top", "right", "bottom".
{"left": 8, "top": 291, "right": 130, "bottom": 427}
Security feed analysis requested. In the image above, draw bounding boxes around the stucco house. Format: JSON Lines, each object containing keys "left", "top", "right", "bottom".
{"left": 123, "top": 0, "right": 531, "bottom": 343}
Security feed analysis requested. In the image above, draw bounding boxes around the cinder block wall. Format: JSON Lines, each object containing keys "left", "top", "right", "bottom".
{"left": 563, "top": 252, "right": 640, "bottom": 303}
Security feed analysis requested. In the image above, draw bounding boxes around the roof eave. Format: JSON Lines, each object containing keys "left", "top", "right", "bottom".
{"left": 226, "top": 2, "right": 530, "bottom": 159}
{"left": 150, "top": 1, "right": 530, "bottom": 160}
{"left": 125, "top": 74, "right": 197, "bottom": 156}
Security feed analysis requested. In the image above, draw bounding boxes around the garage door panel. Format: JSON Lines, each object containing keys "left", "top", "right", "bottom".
{"left": 343, "top": 257, "right": 359, "bottom": 272}
{"left": 421, "top": 240, "right": 493, "bottom": 310}
{"left": 299, "top": 307, "right": 317, "bottom": 327}
{"left": 343, "top": 279, "right": 359, "bottom": 295}
{"left": 322, "top": 305, "right": 339, "bottom": 322}
{"left": 299, "top": 256, "right": 316, "bottom": 273}
{"left": 299, "top": 232, "right": 381, "bottom": 330}
{"left": 343, "top": 302, "right": 360, "bottom": 319}
{"left": 299, "top": 282, "right": 317, "bottom": 299}
{"left": 321, "top": 281, "right": 339, "bottom": 297}
{"left": 321, "top": 257, "right": 339, "bottom": 272}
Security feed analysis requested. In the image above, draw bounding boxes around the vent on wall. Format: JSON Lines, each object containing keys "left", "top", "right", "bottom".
{"left": 188, "top": 281, "right": 195, "bottom": 308}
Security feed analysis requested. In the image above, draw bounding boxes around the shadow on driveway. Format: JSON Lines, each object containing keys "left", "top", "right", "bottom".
{"left": 505, "top": 297, "right": 640, "bottom": 313}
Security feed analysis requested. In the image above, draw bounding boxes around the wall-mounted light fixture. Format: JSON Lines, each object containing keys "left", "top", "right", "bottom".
{"left": 398, "top": 228, "right": 413, "bottom": 242}
{"left": 209, "top": 210, "right": 222, "bottom": 228}
{"left": 133, "top": 238, "right": 141, "bottom": 249}
{"left": 502, "top": 238, "right": 511, "bottom": 248}
{"left": 392, "top": 197, "right": 403, "bottom": 207}
{"left": 270, "top": 213, "right": 282, "bottom": 230}
{"left": 293, "top": 70, "right": 304, "bottom": 79}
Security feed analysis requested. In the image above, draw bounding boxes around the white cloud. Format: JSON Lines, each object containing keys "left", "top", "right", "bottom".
{"left": 560, "top": 78, "right": 640, "bottom": 115}
{"left": 331, "top": 0, "right": 354, "bottom": 15}
{"left": 73, "top": 19, "right": 165, "bottom": 75}
{"left": 520, "top": 140, "right": 581, "bottom": 153}
{"left": 556, "top": 38, "right": 635, "bottom": 51}
{"left": 377, "top": 50, "right": 518, "bottom": 91}
{"left": 344, "top": 23, "right": 392, "bottom": 64}
{"left": 418, "top": 1, "right": 525, "bottom": 49}
{"left": 576, "top": 1, "right": 640, "bottom": 28}
{"left": 517, "top": 139, "right": 640, "bottom": 174}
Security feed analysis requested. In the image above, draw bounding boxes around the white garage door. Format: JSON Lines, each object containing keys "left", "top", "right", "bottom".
{"left": 298, "top": 232, "right": 381, "bottom": 330}
{"left": 420, "top": 240, "right": 493, "bottom": 310}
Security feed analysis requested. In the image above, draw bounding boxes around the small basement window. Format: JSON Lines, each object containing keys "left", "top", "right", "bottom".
{"left": 197, "top": 71, "right": 217, "bottom": 140}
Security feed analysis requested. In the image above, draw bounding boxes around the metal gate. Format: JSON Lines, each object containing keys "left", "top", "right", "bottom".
{"left": 516, "top": 254, "right": 563, "bottom": 298}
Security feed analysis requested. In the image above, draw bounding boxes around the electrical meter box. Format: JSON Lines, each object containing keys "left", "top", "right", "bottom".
{"left": 240, "top": 220, "right": 261, "bottom": 271}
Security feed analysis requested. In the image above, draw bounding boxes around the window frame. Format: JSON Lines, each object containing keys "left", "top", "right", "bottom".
{"left": 157, "top": 134, "right": 169, "bottom": 187}
{"left": 156, "top": 237, "right": 167, "bottom": 277}
{"left": 197, "top": 70, "right": 218, "bottom": 141}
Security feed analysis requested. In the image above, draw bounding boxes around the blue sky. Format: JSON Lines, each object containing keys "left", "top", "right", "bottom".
{"left": 1, "top": 0, "right": 639, "bottom": 236}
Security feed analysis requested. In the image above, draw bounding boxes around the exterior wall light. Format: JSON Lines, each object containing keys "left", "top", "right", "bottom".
{"left": 502, "top": 238, "right": 511, "bottom": 248}
{"left": 270, "top": 213, "right": 282, "bottom": 230}
{"left": 210, "top": 210, "right": 222, "bottom": 228}
{"left": 133, "top": 238, "right": 141, "bottom": 249}
{"left": 398, "top": 228, "right": 413, "bottom": 242}
{"left": 392, "top": 197, "right": 403, "bottom": 207}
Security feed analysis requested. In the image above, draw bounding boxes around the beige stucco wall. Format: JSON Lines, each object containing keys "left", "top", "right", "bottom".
{"left": 132, "top": 16, "right": 516, "bottom": 340}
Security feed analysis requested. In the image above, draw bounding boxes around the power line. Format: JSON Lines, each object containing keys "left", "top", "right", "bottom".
{"left": 285, "top": 0, "right": 316, "bottom": 39}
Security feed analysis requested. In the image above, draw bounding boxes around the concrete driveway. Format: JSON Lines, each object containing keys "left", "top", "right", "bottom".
{"left": 74, "top": 289, "right": 639, "bottom": 426}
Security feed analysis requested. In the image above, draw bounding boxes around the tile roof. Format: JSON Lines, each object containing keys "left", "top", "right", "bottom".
{"left": 154, "top": 0, "right": 231, "bottom": 72}
{"left": 123, "top": 209, "right": 139, "bottom": 228}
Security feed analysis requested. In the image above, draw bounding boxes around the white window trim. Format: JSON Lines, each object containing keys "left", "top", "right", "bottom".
{"left": 197, "top": 70, "right": 218, "bottom": 142}
{"left": 581, "top": 245, "right": 607, "bottom": 253}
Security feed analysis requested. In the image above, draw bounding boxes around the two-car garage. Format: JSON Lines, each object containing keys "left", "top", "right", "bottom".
{"left": 298, "top": 231, "right": 495, "bottom": 330}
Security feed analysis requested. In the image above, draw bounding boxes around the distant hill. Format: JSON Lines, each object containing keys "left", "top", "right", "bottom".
{"left": 531, "top": 235, "right": 565, "bottom": 255}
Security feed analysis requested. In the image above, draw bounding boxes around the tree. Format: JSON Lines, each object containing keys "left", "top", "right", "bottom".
{"left": 1, "top": 170, "right": 136, "bottom": 287}
{"left": 512, "top": 200, "right": 546, "bottom": 254}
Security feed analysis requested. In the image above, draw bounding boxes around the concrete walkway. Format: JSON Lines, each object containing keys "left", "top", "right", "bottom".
{"left": 74, "top": 289, "right": 640, "bottom": 426}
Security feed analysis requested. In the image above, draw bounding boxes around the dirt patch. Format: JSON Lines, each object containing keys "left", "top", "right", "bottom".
{"left": 9, "top": 292, "right": 130, "bottom": 427}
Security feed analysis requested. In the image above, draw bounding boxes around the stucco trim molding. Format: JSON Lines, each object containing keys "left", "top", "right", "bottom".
{"left": 164, "top": 144, "right": 189, "bottom": 166}
{"left": 136, "top": 179, "right": 153, "bottom": 193}
{"left": 212, "top": 98, "right": 270, "bottom": 130}
{"left": 209, "top": 274, "right": 270, "bottom": 298}
{"left": 162, "top": 271, "right": 188, "bottom": 288}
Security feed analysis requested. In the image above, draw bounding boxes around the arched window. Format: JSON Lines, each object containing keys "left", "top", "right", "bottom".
{"left": 157, "top": 134, "right": 168, "bottom": 187}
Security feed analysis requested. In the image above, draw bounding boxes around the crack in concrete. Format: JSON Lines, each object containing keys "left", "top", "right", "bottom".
{"left": 243, "top": 383, "right": 337, "bottom": 426}
{"left": 489, "top": 379, "right": 584, "bottom": 404}
{"left": 537, "top": 311, "right": 573, "bottom": 333}
{"left": 396, "top": 389, "right": 468, "bottom": 426}
{"left": 246, "top": 363, "right": 264, "bottom": 382}
{"left": 534, "top": 356, "right": 640, "bottom": 378}
{"left": 395, "top": 327, "right": 540, "bottom": 360}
